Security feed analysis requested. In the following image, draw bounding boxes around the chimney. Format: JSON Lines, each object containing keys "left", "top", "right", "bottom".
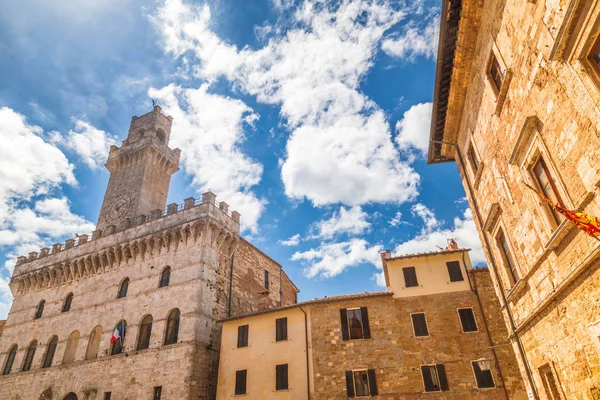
{"left": 446, "top": 238, "right": 459, "bottom": 250}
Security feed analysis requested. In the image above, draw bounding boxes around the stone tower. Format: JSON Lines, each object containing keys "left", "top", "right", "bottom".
{"left": 96, "top": 105, "right": 180, "bottom": 232}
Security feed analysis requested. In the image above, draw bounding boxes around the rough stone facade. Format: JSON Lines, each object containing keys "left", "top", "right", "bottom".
{"left": 429, "top": 0, "right": 600, "bottom": 398}
{"left": 0, "top": 108, "right": 298, "bottom": 400}
{"left": 217, "top": 250, "right": 526, "bottom": 399}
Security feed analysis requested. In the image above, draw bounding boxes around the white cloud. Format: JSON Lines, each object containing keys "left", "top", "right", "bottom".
{"left": 153, "top": 0, "right": 420, "bottom": 208}
{"left": 148, "top": 84, "right": 265, "bottom": 233}
{"left": 0, "top": 276, "right": 13, "bottom": 319}
{"left": 395, "top": 102, "right": 432, "bottom": 154}
{"left": 311, "top": 206, "right": 370, "bottom": 239}
{"left": 292, "top": 238, "right": 383, "bottom": 279}
{"left": 411, "top": 203, "right": 439, "bottom": 232}
{"left": 388, "top": 211, "right": 403, "bottom": 227}
{"left": 381, "top": 15, "right": 439, "bottom": 61}
{"left": 278, "top": 233, "right": 300, "bottom": 247}
{"left": 393, "top": 207, "right": 485, "bottom": 265}
{"left": 62, "top": 119, "right": 117, "bottom": 169}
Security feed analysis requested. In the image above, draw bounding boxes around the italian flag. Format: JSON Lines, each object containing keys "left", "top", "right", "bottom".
{"left": 110, "top": 322, "right": 124, "bottom": 343}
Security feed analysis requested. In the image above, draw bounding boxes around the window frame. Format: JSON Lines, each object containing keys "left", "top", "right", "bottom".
{"left": 2, "top": 345, "right": 18, "bottom": 375}
{"left": 153, "top": 386, "right": 162, "bottom": 400}
{"left": 529, "top": 155, "right": 565, "bottom": 227}
{"left": 237, "top": 324, "right": 249, "bottom": 348}
{"left": 484, "top": 43, "right": 512, "bottom": 115}
{"left": 264, "top": 270, "right": 270, "bottom": 290}
{"left": 235, "top": 369, "right": 247, "bottom": 395}
{"left": 275, "top": 317, "right": 288, "bottom": 342}
{"left": 42, "top": 336, "right": 58, "bottom": 368}
{"left": 457, "top": 308, "right": 478, "bottom": 333}
{"left": 411, "top": 312, "right": 429, "bottom": 338}
{"left": 487, "top": 52, "right": 504, "bottom": 95}
{"left": 34, "top": 300, "right": 45, "bottom": 320}
{"left": 471, "top": 361, "right": 496, "bottom": 389}
{"left": 352, "top": 369, "right": 371, "bottom": 398}
{"left": 159, "top": 266, "right": 171, "bottom": 288}
{"left": 495, "top": 227, "right": 519, "bottom": 289}
{"left": 137, "top": 315, "right": 153, "bottom": 351}
{"left": 420, "top": 364, "right": 449, "bottom": 392}
{"left": 446, "top": 261, "right": 464, "bottom": 282}
{"left": 402, "top": 266, "right": 419, "bottom": 288}
{"left": 275, "top": 363, "right": 289, "bottom": 391}
{"left": 110, "top": 321, "right": 126, "bottom": 355}
{"left": 117, "top": 277, "right": 129, "bottom": 299}
{"left": 164, "top": 308, "right": 180, "bottom": 346}
{"left": 22, "top": 340, "right": 37, "bottom": 372}
{"left": 62, "top": 293, "right": 73, "bottom": 313}
{"left": 539, "top": 362, "right": 563, "bottom": 399}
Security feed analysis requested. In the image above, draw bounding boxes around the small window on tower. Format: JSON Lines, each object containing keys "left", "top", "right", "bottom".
{"left": 264, "top": 270, "right": 270, "bottom": 290}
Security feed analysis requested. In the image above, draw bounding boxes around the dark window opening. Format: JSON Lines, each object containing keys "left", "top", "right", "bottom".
{"left": 34, "top": 300, "right": 45, "bottom": 319}
{"left": 468, "top": 143, "right": 480, "bottom": 173}
{"left": 276, "top": 317, "right": 288, "bottom": 341}
{"left": 110, "top": 320, "right": 126, "bottom": 355}
{"left": 103, "top": 393, "right": 112, "bottom": 400}
{"left": 2, "top": 345, "right": 18, "bottom": 375}
{"left": 497, "top": 230, "right": 518, "bottom": 286}
{"left": 22, "top": 341, "right": 37, "bottom": 372}
{"left": 137, "top": 315, "right": 153, "bottom": 350}
{"left": 264, "top": 270, "right": 270, "bottom": 290}
{"left": 164, "top": 309, "right": 180, "bottom": 345}
{"left": 421, "top": 364, "right": 449, "bottom": 392}
{"left": 235, "top": 370, "right": 247, "bottom": 395}
{"left": 488, "top": 53, "right": 504, "bottom": 93}
{"left": 153, "top": 386, "right": 162, "bottom": 400}
{"left": 237, "top": 325, "right": 249, "bottom": 348}
{"left": 403, "top": 267, "right": 418, "bottom": 287}
{"left": 42, "top": 336, "right": 58, "bottom": 368}
{"left": 539, "top": 364, "right": 562, "bottom": 399}
{"left": 532, "top": 157, "right": 564, "bottom": 225}
{"left": 458, "top": 308, "right": 478, "bottom": 332}
{"left": 62, "top": 293, "right": 73, "bottom": 312}
{"left": 411, "top": 313, "right": 429, "bottom": 337}
{"left": 472, "top": 361, "right": 495, "bottom": 388}
{"left": 589, "top": 35, "right": 600, "bottom": 71}
{"left": 446, "top": 261, "right": 464, "bottom": 282}
{"left": 340, "top": 307, "right": 371, "bottom": 341}
{"left": 276, "top": 363, "right": 289, "bottom": 390}
{"left": 159, "top": 267, "right": 171, "bottom": 288}
{"left": 118, "top": 278, "right": 129, "bottom": 298}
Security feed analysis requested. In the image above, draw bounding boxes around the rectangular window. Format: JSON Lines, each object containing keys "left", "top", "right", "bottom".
{"left": 340, "top": 307, "right": 371, "bottom": 340}
{"left": 421, "top": 364, "right": 449, "bottom": 392}
{"left": 276, "top": 364, "right": 289, "bottom": 391}
{"left": 446, "top": 261, "right": 464, "bottom": 282}
{"left": 589, "top": 35, "right": 600, "bottom": 72}
{"left": 468, "top": 142, "right": 480, "bottom": 173}
{"left": 153, "top": 386, "right": 162, "bottom": 400}
{"left": 276, "top": 317, "right": 288, "bottom": 341}
{"left": 532, "top": 157, "right": 564, "bottom": 225}
{"left": 235, "top": 370, "right": 247, "bottom": 395}
{"left": 103, "top": 393, "right": 112, "bottom": 400}
{"left": 345, "top": 369, "right": 378, "bottom": 397}
{"left": 403, "top": 267, "right": 418, "bottom": 287}
{"left": 488, "top": 53, "right": 504, "bottom": 93}
{"left": 237, "top": 325, "right": 249, "bottom": 348}
{"left": 458, "top": 308, "right": 478, "bottom": 332}
{"left": 472, "top": 361, "right": 495, "bottom": 388}
{"left": 411, "top": 313, "right": 429, "bottom": 337}
{"left": 539, "top": 364, "right": 562, "bottom": 399}
{"left": 497, "top": 229, "right": 518, "bottom": 286}
{"left": 264, "top": 270, "right": 270, "bottom": 290}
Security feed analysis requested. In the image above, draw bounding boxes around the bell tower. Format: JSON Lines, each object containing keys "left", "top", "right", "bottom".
{"left": 96, "top": 105, "right": 181, "bottom": 231}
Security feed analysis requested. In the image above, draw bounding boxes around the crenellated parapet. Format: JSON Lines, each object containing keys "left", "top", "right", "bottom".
{"left": 10, "top": 192, "right": 240, "bottom": 297}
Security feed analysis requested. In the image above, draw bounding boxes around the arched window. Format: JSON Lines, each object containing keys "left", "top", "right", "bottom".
{"left": 22, "top": 340, "right": 37, "bottom": 371}
{"left": 137, "top": 315, "right": 153, "bottom": 351}
{"left": 62, "top": 293, "right": 73, "bottom": 312}
{"left": 159, "top": 267, "right": 171, "bottom": 288}
{"left": 110, "top": 320, "right": 127, "bottom": 355}
{"left": 63, "top": 393, "right": 78, "bottom": 400}
{"left": 62, "top": 331, "right": 79, "bottom": 364}
{"left": 117, "top": 278, "right": 129, "bottom": 299}
{"left": 34, "top": 300, "right": 45, "bottom": 319}
{"left": 85, "top": 325, "right": 103, "bottom": 360}
{"left": 42, "top": 336, "right": 58, "bottom": 368}
{"left": 164, "top": 309, "right": 180, "bottom": 345}
{"left": 2, "top": 345, "right": 17, "bottom": 375}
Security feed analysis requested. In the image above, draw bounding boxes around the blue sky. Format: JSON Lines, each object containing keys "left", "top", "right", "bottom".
{"left": 0, "top": 0, "right": 483, "bottom": 318}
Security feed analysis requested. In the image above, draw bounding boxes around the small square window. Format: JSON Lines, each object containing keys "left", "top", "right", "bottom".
{"left": 446, "top": 261, "right": 464, "bottom": 282}
{"left": 403, "top": 267, "right": 419, "bottom": 287}
{"left": 411, "top": 313, "right": 429, "bottom": 337}
{"left": 237, "top": 325, "right": 249, "bottom": 348}
{"left": 488, "top": 53, "right": 504, "bottom": 93}
{"left": 235, "top": 370, "right": 247, "bottom": 395}
{"left": 472, "top": 362, "right": 495, "bottom": 388}
{"left": 458, "top": 308, "right": 478, "bottom": 332}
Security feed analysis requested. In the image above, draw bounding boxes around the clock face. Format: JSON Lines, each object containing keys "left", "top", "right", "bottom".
{"left": 106, "top": 195, "right": 131, "bottom": 223}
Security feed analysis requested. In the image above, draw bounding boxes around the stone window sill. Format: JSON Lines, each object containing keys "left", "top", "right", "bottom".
{"left": 506, "top": 278, "right": 527, "bottom": 302}
{"left": 544, "top": 218, "right": 576, "bottom": 251}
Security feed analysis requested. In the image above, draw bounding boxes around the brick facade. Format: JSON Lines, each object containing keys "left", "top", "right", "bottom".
{"left": 429, "top": 0, "right": 600, "bottom": 398}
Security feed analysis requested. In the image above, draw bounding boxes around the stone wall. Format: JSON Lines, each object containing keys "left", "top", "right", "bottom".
{"left": 309, "top": 290, "right": 521, "bottom": 399}
{"left": 0, "top": 320, "right": 5, "bottom": 337}
{"left": 436, "top": 0, "right": 600, "bottom": 397}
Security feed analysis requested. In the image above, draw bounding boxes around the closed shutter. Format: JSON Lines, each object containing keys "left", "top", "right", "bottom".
{"left": 276, "top": 364, "right": 289, "bottom": 390}
{"left": 276, "top": 318, "right": 288, "bottom": 341}
{"left": 340, "top": 309, "right": 349, "bottom": 340}
{"left": 446, "top": 261, "right": 464, "bottom": 282}
{"left": 403, "top": 267, "right": 418, "bottom": 287}
{"left": 367, "top": 369, "right": 378, "bottom": 395}
{"left": 411, "top": 313, "right": 429, "bottom": 337}
{"left": 238, "top": 325, "right": 248, "bottom": 348}
{"left": 361, "top": 307, "right": 371, "bottom": 339}
{"left": 421, "top": 366, "right": 435, "bottom": 392}
{"left": 345, "top": 371, "right": 355, "bottom": 397}
{"left": 437, "top": 364, "right": 449, "bottom": 391}
{"left": 235, "top": 370, "right": 247, "bottom": 395}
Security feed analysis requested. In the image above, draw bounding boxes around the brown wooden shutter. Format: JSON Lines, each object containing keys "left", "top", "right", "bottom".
{"left": 437, "top": 364, "right": 449, "bottom": 391}
{"left": 238, "top": 325, "right": 248, "bottom": 348}
{"left": 235, "top": 370, "right": 247, "bottom": 395}
{"left": 421, "top": 366, "right": 435, "bottom": 392}
{"left": 367, "top": 369, "right": 378, "bottom": 395}
{"left": 345, "top": 371, "right": 355, "bottom": 397}
{"left": 403, "top": 267, "right": 418, "bottom": 287}
{"left": 360, "top": 307, "right": 371, "bottom": 339}
{"left": 340, "top": 309, "right": 349, "bottom": 340}
{"left": 446, "top": 261, "right": 464, "bottom": 282}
